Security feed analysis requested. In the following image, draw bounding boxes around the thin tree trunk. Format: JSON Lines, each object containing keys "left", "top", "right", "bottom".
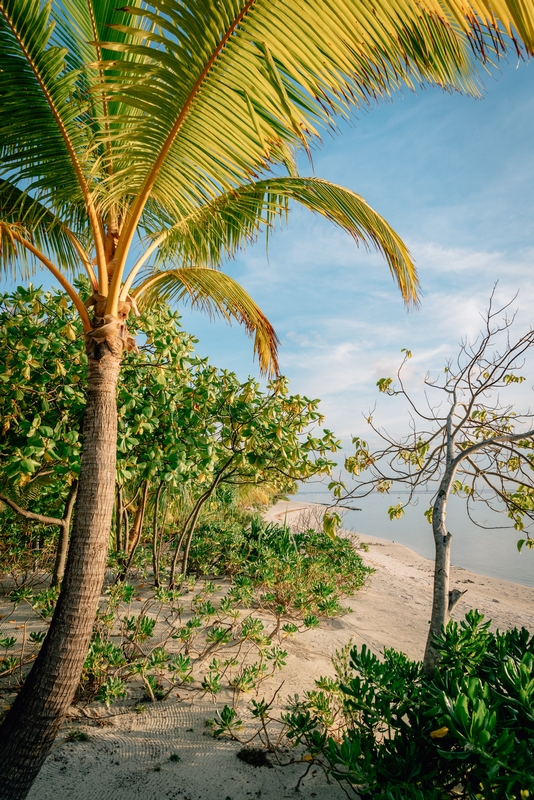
{"left": 115, "top": 484, "right": 123, "bottom": 554}
{"left": 155, "top": 491, "right": 170, "bottom": 587}
{"left": 51, "top": 481, "right": 79, "bottom": 588}
{"left": 151, "top": 482, "right": 165, "bottom": 588}
{"left": 122, "top": 496, "right": 130, "bottom": 554}
{"left": 180, "top": 486, "right": 216, "bottom": 581}
{"left": 0, "top": 352, "right": 121, "bottom": 800}
{"left": 423, "top": 485, "right": 453, "bottom": 676}
{"left": 168, "top": 528, "right": 188, "bottom": 590}
{"left": 168, "top": 487, "right": 212, "bottom": 589}
{"left": 117, "top": 479, "right": 149, "bottom": 582}
{"left": 168, "top": 467, "right": 234, "bottom": 589}
{"left": 127, "top": 480, "right": 149, "bottom": 554}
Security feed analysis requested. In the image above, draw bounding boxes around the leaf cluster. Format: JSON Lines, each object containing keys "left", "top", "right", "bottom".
{"left": 283, "top": 610, "right": 534, "bottom": 798}
{"left": 188, "top": 518, "right": 372, "bottom": 619}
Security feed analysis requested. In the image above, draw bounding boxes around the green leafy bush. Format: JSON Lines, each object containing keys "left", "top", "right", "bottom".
{"left": 283, "top": 610, "right": 534, "bottom": 799}
{"left": 189, "top": 518, "right": 372, "bottom": 618}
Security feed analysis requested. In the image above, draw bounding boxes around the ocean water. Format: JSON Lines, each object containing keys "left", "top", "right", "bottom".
{"left": 296, "top": 490, "right": 534, "bottom": 589}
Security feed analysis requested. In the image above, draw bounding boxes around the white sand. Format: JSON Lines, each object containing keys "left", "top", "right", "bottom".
{"left": 6, "top": 500, "right": 532, "bottom": 800}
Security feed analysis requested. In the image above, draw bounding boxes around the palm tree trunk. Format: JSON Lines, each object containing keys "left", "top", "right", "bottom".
{"left": 0, "top": 352, "right": 121, "bottom": 800}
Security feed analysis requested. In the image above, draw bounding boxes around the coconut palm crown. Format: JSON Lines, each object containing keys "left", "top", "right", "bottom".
{"left": 1, "top": 0, "right": 532, "bottom": 363}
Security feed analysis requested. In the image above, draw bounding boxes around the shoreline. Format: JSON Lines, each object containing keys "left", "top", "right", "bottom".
{"left": 266, "top": 500, "right": 534, "bottom": 660}
{"left": 294, "top": 492, "right": 534, "bottom": 590}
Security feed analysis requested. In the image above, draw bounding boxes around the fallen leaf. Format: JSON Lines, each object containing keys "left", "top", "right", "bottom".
{"left": 430, "top": 726, "right": 449, "bottom": 739}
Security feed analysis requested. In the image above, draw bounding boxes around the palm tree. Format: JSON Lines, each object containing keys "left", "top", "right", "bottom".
{"left": 1, "top": 1, "right": 533, "bottom": 796}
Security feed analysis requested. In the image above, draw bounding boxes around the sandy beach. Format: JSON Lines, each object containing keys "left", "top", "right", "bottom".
{"left": 7, "top": 500, "right": 532, "bottom": 800}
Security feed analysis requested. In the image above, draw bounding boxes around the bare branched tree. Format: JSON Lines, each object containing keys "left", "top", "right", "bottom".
{"left": 336, "top": 294, "right": 534, "bottom": 674}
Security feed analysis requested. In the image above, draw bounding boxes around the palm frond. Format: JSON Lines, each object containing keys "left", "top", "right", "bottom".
{"left": 50, "top": 0, "right": 152, "bottom": 184}
{"left": 132, "top": 267, "right": 280, "bottom": 375}
{"left": 140, "top": 177, "right": 418, "bottom": 305}
{"left": 94, "top": 0, "right": 526, "bottom": 227}
{"left": 0, "top": 0, "right": 92, "bottom": 203}
{"left": 0, "top": 181, "right": 89, "bottom": 280}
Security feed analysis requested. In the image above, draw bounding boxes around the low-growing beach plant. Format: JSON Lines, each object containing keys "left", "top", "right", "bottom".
{"left": 283, "top": 610, "right": 534, "bottom": 798}
{"left": 0, "top": 519, "right": 371, "bottom": 716}
{"left": 188, "top": 519, "right": 372, "bottom": 620}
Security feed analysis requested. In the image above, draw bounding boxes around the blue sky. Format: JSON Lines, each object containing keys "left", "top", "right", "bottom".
{"left": 179, "top": 57, "right": 534, "bottom": 450}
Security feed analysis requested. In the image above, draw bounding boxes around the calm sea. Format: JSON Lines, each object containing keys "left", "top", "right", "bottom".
{"left": 296, "top": 490, "right": 534, "bottom": 588}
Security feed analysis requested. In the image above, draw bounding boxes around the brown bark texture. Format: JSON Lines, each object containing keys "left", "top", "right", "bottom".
{"left": 0, "top": 352, "right": 121, "bottom": 800}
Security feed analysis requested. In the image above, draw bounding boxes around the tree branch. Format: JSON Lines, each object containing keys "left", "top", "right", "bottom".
{"left": 0, "top": 494, "right": 63, "bottom": 527}
{"left": 5, "top": 229, "right": 92, "bottom": 330}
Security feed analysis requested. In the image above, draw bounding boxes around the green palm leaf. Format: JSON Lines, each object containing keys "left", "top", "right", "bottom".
{"left": 132, "top": 267, "right": 280, "bottom": 375}
{"left": 3, "top": 0, "right": 534, "bottom": 320}
{"left": 0, "top": 0, "right": 90, "bottom": 203}
{"left": 95, "top": 0, "right": 534, "bottom": 227}
{"left": 97, "top": 0, "right": 481, "bottom": 220}
{"left": 0, "top": 180, "right": 88, "bottom": 278}
{"left": 137, "top": 177, "right": 417, "bottom": 304}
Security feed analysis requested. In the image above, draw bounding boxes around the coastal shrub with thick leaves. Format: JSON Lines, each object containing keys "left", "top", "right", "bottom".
{"left": 189, "top": 519, "right": 373, "bottom": 618}
{"left": 0, "top": 285, "right": 340, "bottom": 583}
{"left": 283, "top": 610, "right": 534, "bottom": 799}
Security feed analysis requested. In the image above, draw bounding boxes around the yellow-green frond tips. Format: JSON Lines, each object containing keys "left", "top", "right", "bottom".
{"left": 132, "top": 267, "right": 280, "bottom": 376}
{"left": 258, "top": 178, "right": 418, "bottom": 307}
{"left": 147, "top": 177, "right": 418, "bottom": 306}
{"left": 0, "top": 181, "right": 83, "bottom": 278}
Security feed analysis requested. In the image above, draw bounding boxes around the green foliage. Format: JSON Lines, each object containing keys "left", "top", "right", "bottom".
{"left": 283, "top": 611, "right": 534, "bottom": 798}
{"left": 213, "top": 705, "right": 243, "bottom": 739}
{"left": 0, "top": 285, "right": 197, "bottom": 574}
{"left": 322, "top": 511, "right": 342, "bottom": 540}
{"left": 0, "top": 286, "right": 339, "bottom": 581}
{"left": 0, "top": 285, "right": 85, "bottom": 489}
{"left": 188, "top": 519, "right": 372, "bottom": 619}
{"left": 7, "top": 586, "right": 59, "bottom": 619}
{"left": 1, "top": 512, "right": 372, "bottom": 710}
{"left": 387, "top": 503, "right": 405, "bottom": 521}
{"left": 96, "top": 677, "right": 127, "bottom": 708}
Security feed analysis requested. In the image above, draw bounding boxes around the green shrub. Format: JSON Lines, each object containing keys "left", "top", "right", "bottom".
{"left": 188, "top": 519, "right": 248, "bottom": 577}
{"left": 189, "top": 518, "right": 372, "bottom": 617}
{"left": 283, "top": 610, "right": 534, "bottom": 799}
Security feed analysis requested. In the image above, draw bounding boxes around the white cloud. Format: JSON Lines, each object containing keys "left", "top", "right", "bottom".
{"left": 264, "top": 236, "right": 534, "bottom": 449}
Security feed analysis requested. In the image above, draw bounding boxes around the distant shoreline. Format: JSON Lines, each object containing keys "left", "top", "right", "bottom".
{"left": 292, "top": 492, "right": 534, "bottom": 589}
{"left": 266, "top": 500, "right": 534, "bottom": 654}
